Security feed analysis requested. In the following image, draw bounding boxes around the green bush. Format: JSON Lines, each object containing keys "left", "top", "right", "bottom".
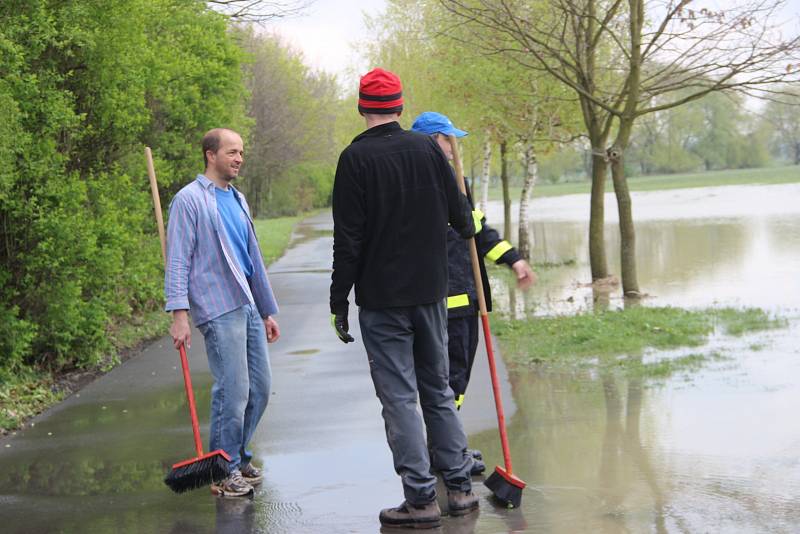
{"left": 0, "top": 0, "right": 247, "bottom": 378}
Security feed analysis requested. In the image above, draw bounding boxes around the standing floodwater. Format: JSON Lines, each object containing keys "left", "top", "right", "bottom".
{"left": 473, "top": 182, "right": 800, "bottom": 532}
{"left": 486, "top": 183, "right": 800, "bottom": 315}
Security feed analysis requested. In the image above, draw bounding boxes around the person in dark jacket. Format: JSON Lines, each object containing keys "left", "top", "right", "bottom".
{"left": 329, "top": 69, "right": 482, "bottom": 529}
{"left": 411, "top": 111, "right": 536, "bottom": 421}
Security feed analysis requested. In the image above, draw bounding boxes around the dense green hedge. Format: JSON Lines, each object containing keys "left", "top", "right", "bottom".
{"left": 0, "top": 0, "right": 248, "bottom": 380}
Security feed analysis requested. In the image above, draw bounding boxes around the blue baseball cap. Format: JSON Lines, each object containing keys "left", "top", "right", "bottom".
{"left": 410, "top": 112, "right": 468, "bottom": 138}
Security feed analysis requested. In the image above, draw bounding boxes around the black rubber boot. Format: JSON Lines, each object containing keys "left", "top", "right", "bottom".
{"left": 470, "top": 458, "right": 486, "bottom": 476}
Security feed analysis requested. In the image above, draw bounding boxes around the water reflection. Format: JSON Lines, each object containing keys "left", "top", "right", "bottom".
{"left": 468, "top": 324, "right": 800, "bottom": 532}
{"left": 473, "top": 185, "right": 800, "bottom": 532}
{"left": 490, "top": 211, "right": 800, "bottom": 316}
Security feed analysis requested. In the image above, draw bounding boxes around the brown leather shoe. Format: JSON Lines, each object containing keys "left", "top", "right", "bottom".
{"left": 447, "top": 490, "right": 479, "bottom": 516}
{"left": 379, "top": 500, "right": 442, "bottom": 529}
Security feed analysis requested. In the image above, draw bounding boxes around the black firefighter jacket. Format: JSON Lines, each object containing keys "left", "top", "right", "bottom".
{"left": 330, "top": 121, "right": 475, "bottom": 316}
{"left": 446, "top": 183, "right": 521, "bottom": 319}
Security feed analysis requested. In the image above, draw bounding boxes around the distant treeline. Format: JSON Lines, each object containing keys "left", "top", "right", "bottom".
{"left": 0, "top": 1, "right": 348, "bottom": 380}
{"left": 535, "top": 91, "right": 800, "bottom": 185}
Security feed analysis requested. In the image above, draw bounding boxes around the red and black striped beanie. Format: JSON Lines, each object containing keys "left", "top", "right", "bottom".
{"left": 358, "top": 68, "right": 403, "bottom": 115}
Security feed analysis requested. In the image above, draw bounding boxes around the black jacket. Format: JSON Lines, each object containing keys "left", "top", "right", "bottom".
{"left": 330, "top": 121, "right": 474, "bottom": 315}
{"left": 446, "top": 184, "right": 521, "bottom": 319}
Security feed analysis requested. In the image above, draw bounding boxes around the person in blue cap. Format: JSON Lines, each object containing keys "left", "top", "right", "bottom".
{"left": 411, "top": 111, "right": 537, "bottom": 470}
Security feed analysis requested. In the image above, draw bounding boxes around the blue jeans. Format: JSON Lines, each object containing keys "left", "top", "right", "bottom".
{"left": 197, "top": 303, "right": 271, "bottom": 470}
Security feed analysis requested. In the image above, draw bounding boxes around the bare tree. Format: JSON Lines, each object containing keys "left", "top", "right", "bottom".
{"left": 208, "top": 0, "right": 313, "bottom": 23}
{"left": 441, "top": 0, "right": 800, "bottom": 296}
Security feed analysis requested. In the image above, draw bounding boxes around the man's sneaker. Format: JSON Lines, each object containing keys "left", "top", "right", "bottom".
{"left": 470, "top": 458, "right": 486, "bottom": 476}
{"left": 239, "top": 463, "right": 263, "bottom": 485}
{"left": 468, "top": 448, "right": 483, "bottom": 460}
{"left": 379, "top": 500, "right": 442, "bottom": 529}
{"left": 446, "top": 490, "right": 479, "bottom": 516}
{"left": 210, "top": 470, "right": 254, "bottom": 497}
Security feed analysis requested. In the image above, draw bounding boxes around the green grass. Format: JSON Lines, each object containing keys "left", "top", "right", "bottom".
{"left": 1, "top": 213, "right": 311, "bottom": 434}
{"left": 253, "top": 213, "right": 308, "bottom": 265}
{"left": 107, "top": 309, "right": 173, "bottom": 358}
{"left": 492, "top": 306, "right": 785, "bottom": 379}
{"left": 488, "top": 165, "right": 800, "bottom": 200}
{"left": 0, "top": 374, "right": 61, "bottom": 431}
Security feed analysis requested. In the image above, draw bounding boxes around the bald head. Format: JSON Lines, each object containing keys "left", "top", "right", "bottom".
{"left": 201, "top": 128, "right": 244, "bottom": 186}
{"left": 202, "top": 128, "right": 241, "bottom": 168}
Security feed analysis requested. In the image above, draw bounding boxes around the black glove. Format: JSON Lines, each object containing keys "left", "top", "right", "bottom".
{"left": 331, "top": 313, "right": 354, "bottom": 343}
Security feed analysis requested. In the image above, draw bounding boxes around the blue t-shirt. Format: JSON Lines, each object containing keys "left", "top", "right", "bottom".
{"left": 215, "top": 187, "right": 253, "bottom": 278}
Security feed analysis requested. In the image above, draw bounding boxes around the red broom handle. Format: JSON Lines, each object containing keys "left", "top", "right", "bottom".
{"left": 448, "top": 135, "right": 514, "bottom": 475}
{"left": 179, "top": 344, "right": 205, "bottom": 458}
{"left": 480, "top": 313, "right": 513, "bottom": 474}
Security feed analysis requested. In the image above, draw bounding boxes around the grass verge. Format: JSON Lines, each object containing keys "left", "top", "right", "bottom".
{"left": 253, "top": 213, "right": 308, "bottom": 265}
{"left": 492, "top": 306, "right": 786, "bottom": 379}
{"left": 1, "top": 213, "right": 311, "bottom": 434}
{"left": 489, "top": 164, "right": 800, "bottom": 200}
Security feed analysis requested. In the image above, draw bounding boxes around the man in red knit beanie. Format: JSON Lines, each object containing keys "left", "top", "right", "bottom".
{"left": 329, "top": 67, "right": 481, "bottom": 529}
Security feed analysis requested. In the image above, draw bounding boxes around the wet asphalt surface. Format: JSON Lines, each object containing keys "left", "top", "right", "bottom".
{"left": 0, "top": 211, "right": 517, "bottom": 533}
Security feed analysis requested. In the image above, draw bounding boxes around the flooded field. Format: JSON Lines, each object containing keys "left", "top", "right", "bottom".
{"left": 477, "top": 182, "right": 800, "bottom": 532}
{"left": 485, "top": 183, "right": 800, "bottom": 316}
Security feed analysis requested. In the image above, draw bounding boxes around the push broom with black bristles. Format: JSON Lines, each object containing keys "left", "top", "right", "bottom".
{"left": 146, "top": 147, "right": 231, "bottom": 493}
{"left": 448, "top": 136, "right": 526, "bottom": 508}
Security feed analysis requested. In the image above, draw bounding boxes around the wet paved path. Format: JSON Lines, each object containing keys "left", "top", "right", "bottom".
{"left": 0, "top": 211, "right": 516, "bottom": 533}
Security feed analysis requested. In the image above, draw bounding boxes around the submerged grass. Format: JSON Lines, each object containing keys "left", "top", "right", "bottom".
{"left": 492, "top": 306, "right": 785, "bottom": 379}
{"left": 635, "top": 351, "right": 729, "bottom": 380}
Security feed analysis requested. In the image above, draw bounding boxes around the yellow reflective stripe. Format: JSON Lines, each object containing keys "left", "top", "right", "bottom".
{"left": 454, "top": 394, "right": 465, "bottom": 408}
{"left": 447, "top": 294, "right": 470, "bottom": 309}
{"left": 486, "top": 240, "right": 512, "bottom": 262}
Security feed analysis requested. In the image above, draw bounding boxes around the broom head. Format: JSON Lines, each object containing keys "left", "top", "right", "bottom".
{"left": 164, "top": 449, "right": 231, "bottom": 493}
{"left": 484, "top": 465, "right": 525, "bottom": 508}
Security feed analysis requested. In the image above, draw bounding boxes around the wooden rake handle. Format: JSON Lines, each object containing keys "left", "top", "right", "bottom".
{"left": 145, "top": 147, "right": 204, "bottom": 458}
{"left": 145, "top": 147, "right": 167, "bottom": 264}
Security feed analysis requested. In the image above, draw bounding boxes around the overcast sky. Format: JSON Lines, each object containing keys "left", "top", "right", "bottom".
{"left": 265, "top": 0, "right": 799, "bottom": 99}
{"left": 265, "top": 0, "right": 387, "bottom": 86}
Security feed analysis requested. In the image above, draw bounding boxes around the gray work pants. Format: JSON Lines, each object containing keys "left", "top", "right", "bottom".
{"left": 359, "top": 301, "right": 472, "bottom": 505}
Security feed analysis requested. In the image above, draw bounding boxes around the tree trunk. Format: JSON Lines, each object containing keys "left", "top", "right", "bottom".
{"left": 500, "top": 140, "right": 511, "bottom": 241}
{"left": 589, "top": 149, "right": 609, "bottom": 280}
{"left": 518, "top": 143, "right": 537, "bottom": 261}
{"left": 609, "top": 0, "right": 643, "bottom": 297}
{"left": 469, "top": 158, "right": 476, "bottom": 192}
{"left": 480, "top": 134, "right": 491, "bottom": 212}
{"left": 609, "top": 144, "right": 640, "bottom": 296}
{"left": 794, "top": 141, "right": 800, "bottom": 165}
